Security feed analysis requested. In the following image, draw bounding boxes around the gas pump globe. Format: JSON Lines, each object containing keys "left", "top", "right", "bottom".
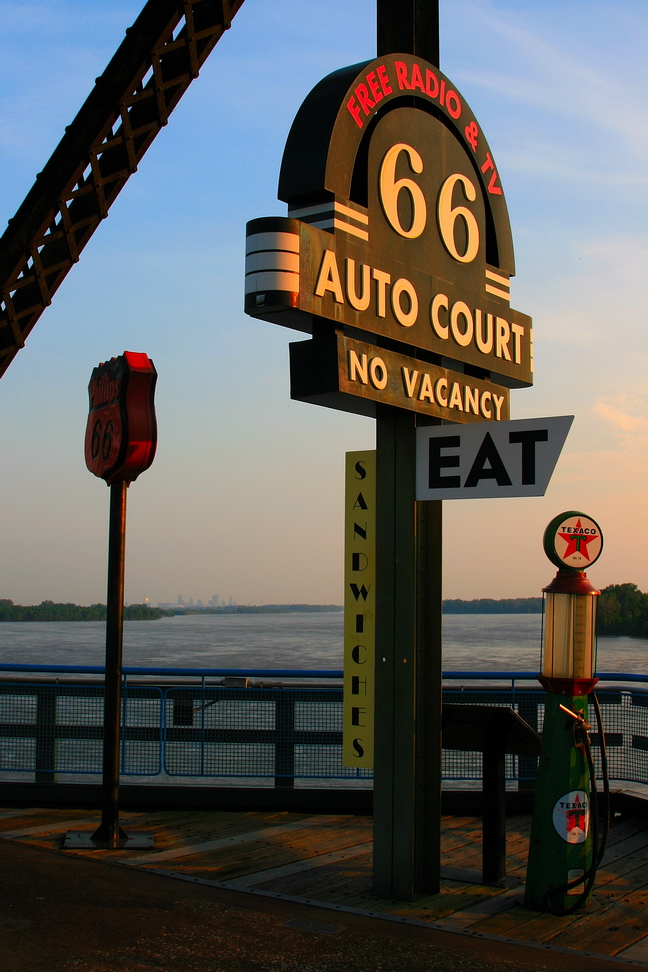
{"left": 525, "top": 512, "right": 604, "bottom": 913}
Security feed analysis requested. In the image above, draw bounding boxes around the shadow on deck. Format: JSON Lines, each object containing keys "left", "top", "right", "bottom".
{"left": 1, "top": 804, "right": 648, "bottom": 968}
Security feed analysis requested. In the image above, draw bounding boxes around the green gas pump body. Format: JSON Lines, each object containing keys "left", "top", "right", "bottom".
{"left": 525, "top": 692, "right": 592, "bottom": 910}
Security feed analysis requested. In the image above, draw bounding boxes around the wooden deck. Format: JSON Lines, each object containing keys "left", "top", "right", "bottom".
{"left": 2, "top": 804, "right": 648, "bottom": 966}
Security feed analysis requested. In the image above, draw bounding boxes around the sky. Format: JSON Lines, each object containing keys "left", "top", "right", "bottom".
{"left": 0, "top": 0, "right": 646, "bottom": 606}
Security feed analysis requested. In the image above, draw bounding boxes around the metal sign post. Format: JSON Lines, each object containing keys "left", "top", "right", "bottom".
{"left": 373, "top": 410, "right": 443, "bottom": 898}
{"left": 372, "top": 7, "right": 442, "bottom": 901}
{"left": 94, "top": 478, "right": 129, "bottom": 847}
{"left": 65, "top": 351, "right": 157, "bottom": 850}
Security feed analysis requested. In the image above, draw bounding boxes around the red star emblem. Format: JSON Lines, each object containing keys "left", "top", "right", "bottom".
{"left": 558, "top": 519, "right": 597, "bottom": 561}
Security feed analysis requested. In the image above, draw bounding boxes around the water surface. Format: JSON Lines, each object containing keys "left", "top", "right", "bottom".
{"left": 0, "top": 612, "right": 643, "bottom": 674}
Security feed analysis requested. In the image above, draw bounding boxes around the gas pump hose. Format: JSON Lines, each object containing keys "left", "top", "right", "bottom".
{"left": 543, "top": 693, "right": 610, "bottom": 915}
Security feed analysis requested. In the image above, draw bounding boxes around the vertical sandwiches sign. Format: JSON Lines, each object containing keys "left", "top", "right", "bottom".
{"left": 343, "top": 452, "right": 376, "bottom": 768}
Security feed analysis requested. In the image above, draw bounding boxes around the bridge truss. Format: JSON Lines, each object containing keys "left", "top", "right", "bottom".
{"left": 0, "top": 0, "right": 246, "bottom": 380}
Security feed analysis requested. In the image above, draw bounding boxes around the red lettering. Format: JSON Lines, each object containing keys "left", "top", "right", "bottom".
{"left": 395, "top": 61, "right": 411, "bottom": 90}
{"left": 425, "top": 69, "right": 439, "bottom": 98}
{"left": 347, "top": 95, "right": 363, "bottom": 128}
{"left": 355, "top": 83, "right": 375, "bottom": 115}
{"left": 439, "top": 79, "right": 446, "bottom": 106}
{"left": 377, "top": 64, "right": 392, "bottom": 95}
{"left": 366, "top": 70, "right": 383, "bottom": 103}
{"left": 410, "top": 63, "right": 425, "bottom": 92}
{"left": 481, "top": 152, "right": 495, "bottom": 173}
{"left": 481, "top": 154, "right": 502, "bottom": 192}
{"left": 487, "top": 170, "right": 503, "bottom": 195}
{"left": 465, "top": 121, "right": 479, "bottom": 152}
{"left": 446, "top": 90, "right": 461, "bottom": 118}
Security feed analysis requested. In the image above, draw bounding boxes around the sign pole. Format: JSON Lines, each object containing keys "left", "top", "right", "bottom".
{"left": 93, "top": 480, "right": 128, "bottom": 847}
{"left": 415, "top": 486, "right": 443, "bottom": 891}
{"left": 376, "top": 0, "right": 439, "bottom": 66}
{"left": 373, "top": 409, "right": 417, "bottom": 897}
{"left": 64, "top": 351, "right": 157, "bottom": 850}
{"left": 373, "top": 417, "right": 443, "bottom": 898}
{"left": 372, "top": 0, "right": 443, "bottom": 902}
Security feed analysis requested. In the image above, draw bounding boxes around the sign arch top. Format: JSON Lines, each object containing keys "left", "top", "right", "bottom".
{"left": 279, "top": 53, "right": 514, "bottom": 275}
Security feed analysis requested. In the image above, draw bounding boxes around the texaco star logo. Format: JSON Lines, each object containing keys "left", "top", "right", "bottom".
{"left": 545, "top": 511, "right": 603, "bottom": 570}
{"left": 558, "top": 519, "right": 598, "bottom": 562}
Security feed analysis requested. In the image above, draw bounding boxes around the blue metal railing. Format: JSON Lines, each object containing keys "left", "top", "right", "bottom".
{"left": 1, "top": 664, "right": 647, "bottom": 786}
{"left": 0, "top": 664, "right": 343, "bottom": 678}
{"left": 2, "top": 663, "right": 645, "bottom": 683}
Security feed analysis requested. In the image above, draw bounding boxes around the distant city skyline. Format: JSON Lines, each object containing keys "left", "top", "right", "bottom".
{"left": 157, "top": 595, "right": 238, "bottom": 609}
{"left": 0, "top": 1, "right": 645, "bottom": 605}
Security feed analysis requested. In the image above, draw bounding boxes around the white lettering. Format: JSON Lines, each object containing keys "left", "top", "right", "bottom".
{"left": 314, "top": 250, "right": 344, "bottom": 302}
{"left": 493, "top": 393, "right": 505, "bottom": 420}
{"left": 450, "top": 301, "right": 473, "bottom": 347}
{"left": 449, "top": 382, "right": 464, "bottom": 410}
{"left": 346, "top": 258, "right": 371, "bottom": 311}
{"left": 496, "top": 317, "right": 512, "bottom": 360}
{"left": 464, "top": 386, "right": 479, "bottom": 415}
{"left": 475, "top": 310, "right": 494, "bottom": 354}
{"left": 348, "top": 350, "right": 369, "bottom": 384}
{"left": 435, "top": 377, "right": 449, "bottom": 407}
{"left": 418, "top": 373, "right": 435, "bottom": 402}
{"left": 372, "top": 269, "right": 391, "bottom": 317}
{"left": 402, "top": 367, "right": 419, "bottom": 398}
{"left": 480, "top": 390, "right": 492, "bottom": 419}
{"left": 369, "top": 356, "right": 388, "bottom": 389}
{"left": 391, "top": 278, "right": 418, "bottom": 327}
{"left": 511, "top": 322, "right": 524, "bottom": 364}
{"left": 430, "top": 293, "right": 449, "bottom": 339}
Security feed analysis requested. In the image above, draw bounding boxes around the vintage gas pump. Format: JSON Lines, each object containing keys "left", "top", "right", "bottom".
{"left": 525, "top": 511, "right": 608, "bottom": 913}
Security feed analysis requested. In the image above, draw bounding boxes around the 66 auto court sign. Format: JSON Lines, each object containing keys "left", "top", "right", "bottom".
{"left": 245, "top": 53, "right": 533, "bottom": 421}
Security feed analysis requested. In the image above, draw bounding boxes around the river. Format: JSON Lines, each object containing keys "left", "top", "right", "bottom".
{"left": 0, "top": 612, "right": 645, "bottom": 673}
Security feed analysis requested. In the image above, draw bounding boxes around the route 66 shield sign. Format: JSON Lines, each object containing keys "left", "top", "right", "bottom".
{"left": 84, "top": 351, "right": 157, "bottom": 485}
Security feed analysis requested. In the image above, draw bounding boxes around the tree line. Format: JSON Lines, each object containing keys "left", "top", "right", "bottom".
{"left": 443, "top": 598, "right": 542, "bottom": 614}
{"left": 597, "top": 584, "right": 648, "bottom": 638}
{"left": 0, "top": 600, "right": 172, "bottom": 621}
{"left": 0, "top": 585, "right": 646, "bottom": 636}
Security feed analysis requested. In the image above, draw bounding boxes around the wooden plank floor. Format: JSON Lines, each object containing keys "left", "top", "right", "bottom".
{"left": 2, "top": 805, "right": 648, "bottom": 964}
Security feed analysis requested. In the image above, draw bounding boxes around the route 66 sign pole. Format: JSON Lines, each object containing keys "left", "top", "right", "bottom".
{"left": 79, "top": 351, "right": 157, "bottom": 850}
{"left": 373, "top": 1, "right": 442, "bottom": 901}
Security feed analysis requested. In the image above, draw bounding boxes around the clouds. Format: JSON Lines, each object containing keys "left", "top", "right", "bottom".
{"left": 445, "top": 0, "right": 648, "bottom": 155}
{"left": 594, "top": 396, "right": 648, "bottom": 444}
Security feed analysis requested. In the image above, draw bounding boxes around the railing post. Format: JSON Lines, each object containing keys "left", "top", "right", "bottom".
{"left": 34, "top": 685, "right": 56, "bottom": 783}
{"left": 517, "top": 693, "right": 540, "bottom": 789}
{"left": 275, "top": 695, "right": 295, "bottom": 788}
{"left": 200, "top": 677, "right": 206, "bottom": 777}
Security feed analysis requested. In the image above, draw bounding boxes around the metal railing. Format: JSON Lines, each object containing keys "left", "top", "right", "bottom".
{"left": 1, "top": 664, "right": 647, "bottom": 788}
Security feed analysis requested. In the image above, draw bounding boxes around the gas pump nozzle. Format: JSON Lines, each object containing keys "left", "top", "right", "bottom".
{"left": 558, "top": 704, "right": 591, "bottom": 732}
